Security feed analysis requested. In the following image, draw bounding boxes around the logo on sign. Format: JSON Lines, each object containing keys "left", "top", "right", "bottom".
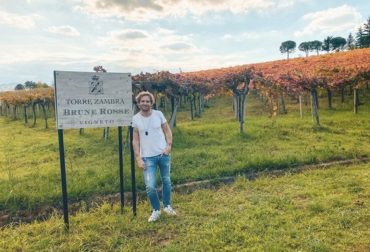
{"left": 89, "top": 75, "right": 104, "bottom": 95}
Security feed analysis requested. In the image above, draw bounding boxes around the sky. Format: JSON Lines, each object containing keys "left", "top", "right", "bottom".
{"left": 0, "top": 0, "right": 369, "bottom": 90}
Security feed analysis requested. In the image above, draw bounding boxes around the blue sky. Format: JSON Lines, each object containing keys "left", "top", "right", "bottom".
{"left": 0, "top": 0, "right": 369, "bottom": 90}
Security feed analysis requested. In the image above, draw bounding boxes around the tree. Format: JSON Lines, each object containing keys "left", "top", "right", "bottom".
{"left": 279, "top": 40, "right": 296, "bottom": 59}
{"left": 346, "top": 33, "right": 355, "bottom": 50}
{"left": 322, "top": 36, "right": 332, "bottom": 53}
{"left": 331, "top": 37, "right": 346, "bottom": 51}
{"left": 14, "top": 83, "right": 25, "bottom": 90}
{"left": 298, "top": 42, "right": 310, "bottom": 57}
{"left": 355, "top": 27, "right": 365, "bottom": 48}
{"left": 24, "top": 81, "right": 36, "bottom": 89}
{"left": 93, "top": 66, "right": 107, "bottom": 72}
{"left": 363, "top": 17, "right": 370, "bottom": 47}
{"left": 35, "top": 82, "right": 49, "bottom": 88}
{"left": 309, "top": 40, "right": 322, "bottom": 55}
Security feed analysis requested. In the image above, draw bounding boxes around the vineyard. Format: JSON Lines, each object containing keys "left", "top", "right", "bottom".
{"left": 1, "top": 48, "right": 369, "bottom": 131}
{"left": 0, "top": 88, "right": 54, "bottom": 128}
{"left": 0, "top": 48, "right": 370, "bottom": 251}
{"left": 0, "top": 89, "right": 369, "bottom": 213}
{"left": 1, "top": 1, "right": 370, "bottom": 249}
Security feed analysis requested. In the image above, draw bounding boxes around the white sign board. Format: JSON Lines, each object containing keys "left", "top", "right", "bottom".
{"left": 54, "top": 71, "right": 132, "bottom": 129}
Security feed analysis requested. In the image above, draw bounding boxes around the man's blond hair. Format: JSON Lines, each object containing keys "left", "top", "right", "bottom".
{"left": 135, "top": 91, "right": 155, "bottom": 104}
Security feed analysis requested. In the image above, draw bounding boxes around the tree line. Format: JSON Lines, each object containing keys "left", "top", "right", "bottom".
{"left": 280, "top": 17, "right": 370, "bottom": 59}
{"left": 14, "top": 81, "right": 49, "bottom": 90}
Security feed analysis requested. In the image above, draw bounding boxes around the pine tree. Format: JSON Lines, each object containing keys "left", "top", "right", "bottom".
{"left": 346, "top": 33, "right": 355, "bottom": 50}
{"left": 355, "top": 27, "right": 366, "bottom": 48}
{"left": 309, "top": 40, "right": 322, "bottom": 55}
{"left": 298, "top": 42, "right": 310, "bottom": 57}
{"left": 363, "top": 17, "right": 370, "bottom": 47}
{"left": 279, "top": 40, "right": 296, "bottom": 59}
{"left": 331, "top": 37, "right": 346, "bottom": 51}
{"left": 322, "top": 36, "right": 332, "bottom": 52}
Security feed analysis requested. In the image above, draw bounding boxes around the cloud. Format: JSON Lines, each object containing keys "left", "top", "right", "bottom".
{"left": 161, "top": 42, "right": 193, "bottom": 51}
{"left": 92, "top": 27, "right": 271, "bottom": 73}
{"left": 94, "top": 0, "right": 163, "bottom": 12}
{"left": 112, "top": 48, "right": 266, "bottom": 73}
{"left": 294, "top": 5, "right": 363, "bottom": 37}
{"left": 0, "top": 44, "right": 92, "bottom": 65}
{"left": 47, "top": 25, "right": 80, "bottom": 36}
{"left": 77, "top": 0, "right": 300, "bottom": 21}
{"left": 97, "top": 28, "right": 198, "bottom": 54}
{"left": 222, "top": 30, "right": 282, "bottom": 42}
{"left": 276, "top": 0, "right": 295, "bottom": 8}
{"left": 93, "top": 28, "right": 204, "bottom": 71}
{"left": 0, "top": 10, "right": 41, "bottom": 29}
{"left": 113, "top": 30, "right": 148, "bottom": 40}
{"left": 0, "top": 83, "right": 18, "bottom": 92}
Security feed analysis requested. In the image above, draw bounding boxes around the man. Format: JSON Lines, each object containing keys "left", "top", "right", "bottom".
{"left": 132, "top": 91, "right": 176, "bottom": 222}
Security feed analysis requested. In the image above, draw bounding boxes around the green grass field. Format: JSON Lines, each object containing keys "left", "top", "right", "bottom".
{"left": 0, "top": 162, "right": 369, "bottom": 251}
{"left": 0, "top": 91, "right": 369, "bottom": 211}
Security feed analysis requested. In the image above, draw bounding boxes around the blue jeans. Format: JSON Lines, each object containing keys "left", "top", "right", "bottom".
{"left": 142, "top": 154, "right": 172, "bottom": 211}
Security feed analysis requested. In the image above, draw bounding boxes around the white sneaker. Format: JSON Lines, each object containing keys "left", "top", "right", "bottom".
{"left": 148, "top": 210, "right": 161, "bottom": 222}
{"left": 163, "top": 205, "right": 177, "bottom": 216}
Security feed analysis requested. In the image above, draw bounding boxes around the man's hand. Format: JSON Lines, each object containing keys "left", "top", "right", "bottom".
{"left": 161, "top": 122, "right": 172, "bottom": 156}
{"left": 162, "top": 145, "right": 171, "bottom": 155}
{"left": 133, "top": 128, "right": 145, "bottom": 171}
{"left": 137, "top": 158, "right": 145, "bottom": 171}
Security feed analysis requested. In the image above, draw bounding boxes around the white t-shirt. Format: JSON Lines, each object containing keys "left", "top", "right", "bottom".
{"left": 132, "top": 110, "right": 168, "bottom": 158}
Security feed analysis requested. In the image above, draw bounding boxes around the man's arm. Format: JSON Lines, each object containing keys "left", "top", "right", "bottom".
{"left": 132, "top": 127, "right": 145, "bottom": 170}
{"left": 161, "top": 122, "right": 172, "bottom": 155}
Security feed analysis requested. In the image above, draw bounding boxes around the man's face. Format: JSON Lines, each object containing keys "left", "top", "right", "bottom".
{"left": 139, "top": 95, "right": 152, "bottom": 112}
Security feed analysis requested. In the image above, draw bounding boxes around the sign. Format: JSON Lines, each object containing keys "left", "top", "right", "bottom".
{"left": 54, "top": 71, "right": 132, "bottom": 129}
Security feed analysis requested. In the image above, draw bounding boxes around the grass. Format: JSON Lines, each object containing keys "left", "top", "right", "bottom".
{"left": 0, "top": 162, "right": 369, "bottom": 251}
{"left": 0, "top": 91, "right": 369, "bottom": 211}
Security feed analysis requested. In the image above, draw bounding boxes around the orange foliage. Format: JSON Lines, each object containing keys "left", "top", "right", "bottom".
{"left": 0, "top": 88, "right": 54, "bottom": 106}
{"left": 177, "top": 48, "right": 370, "bottom": 95}
{"left": 2, "top": 49, "right": 369, "bottom": 107}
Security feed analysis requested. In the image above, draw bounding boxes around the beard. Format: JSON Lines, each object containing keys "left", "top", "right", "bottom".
{"left": 140, "top": 105, "right": 151, "bottom": 112}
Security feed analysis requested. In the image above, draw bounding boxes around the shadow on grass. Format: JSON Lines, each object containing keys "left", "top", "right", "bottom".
{"left": 311, "top": 125, "right": 331, "bottom": 132}
{"left": 239, "top": 132, "right": 255, "bottom": 141}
